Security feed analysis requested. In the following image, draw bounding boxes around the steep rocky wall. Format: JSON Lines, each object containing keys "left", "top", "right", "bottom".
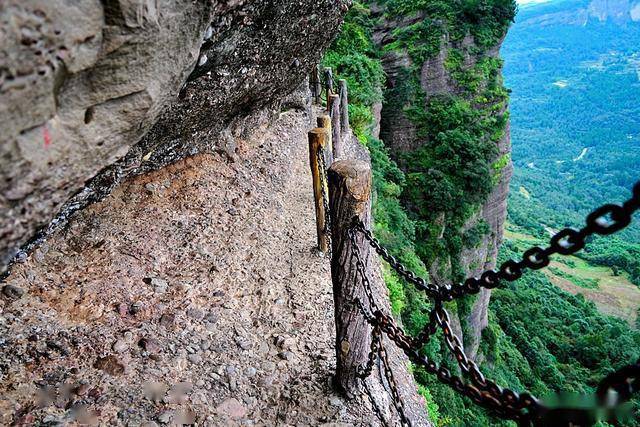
{"left": 0, "top": 0, "right": 209, "bottom": 268}
{"left": 0, "top": 0, "right": 350, "bottom": 272}
{"left": 459, "top": 120, "right": 512, "bottom": 359}
{"left": 373, "top": 13, "right": 513, "bottom": 359}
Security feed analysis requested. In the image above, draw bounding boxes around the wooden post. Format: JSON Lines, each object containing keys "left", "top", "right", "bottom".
{"left": 314, "top": 66, "right": 322, "bottom": 105}
{"left": 326, "top": 94, "right": 334, "bottom": 118}
{"left": 329, "top": 94, "right": 342, "bottom": 159}
{"left": 339, "top": 79, "right": 350, "bottom": 137}
{"left": 317, "top": 115, "right": 333, "bottom": 165}
{"left": 328, "top": 160, "right": 372, "bottom": 398}
{"left": 324, "top": 68, "right": 334, "bottom": 111}
{"left": 309, "top": 128, "right": 330, "bottom": 253}
{"left": 309, "top": 69, "right": 318, "bottom": 104}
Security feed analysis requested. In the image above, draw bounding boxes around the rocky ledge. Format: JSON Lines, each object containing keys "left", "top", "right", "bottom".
{"left": 0, "top": 0, "right": 349, "bottom": 271}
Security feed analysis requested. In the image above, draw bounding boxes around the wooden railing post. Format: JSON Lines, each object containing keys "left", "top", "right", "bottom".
{"left": 317, "top": 115, "right": 333, "bottom": 165}
{"left": 328, "top": 160, "right": 372, "bottom": 398}
{"left": 329, "top": 94, "right": 342, "bottom": 159}
{"left": 309, "top": 128, "right": 330, "bottom": 253}
{"left": 339, "top": 79, "right": 350, "bottom": 137}
{"left": 310, "top": 68, "right": 318, "bottom": 105}
{"left": 314, "top": 66, "right": 322, "bottom": 105}
{"left": 324, "top": 67, "right": 334, "bottom": 111}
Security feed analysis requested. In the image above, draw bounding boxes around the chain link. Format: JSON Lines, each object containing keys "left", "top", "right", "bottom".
{"left": 359, "top": 327, "right": 394, "bottom": 427}
{"left": 350, "top": 230, "right": 380, "bottom": 314}
{"left": 353, "top": 220, "right": 440, "bottom": 298}
{"left": 354, "top": 304, "right": 536, "bottom": 423}
{"left": 348, "top": 181, "right": 640, "bottom": 425}
{"left": 596, "top": 358, "right": 640, "bottom": 406}
{"left": 362, "top": 376, "right": 391, "bottom": 427}
{"left": 353, "top": 182, "right": 640, "bottom": 302}
{"left": 349, "top": 229, "right": 413, "bottom": 425}
{"left": 378, "top": 337, "right": 412, "bottom": 427}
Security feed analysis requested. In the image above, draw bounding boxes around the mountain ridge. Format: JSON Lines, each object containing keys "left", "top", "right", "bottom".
{"left": 517, "top": 0, "right": 640, "bottom": 25}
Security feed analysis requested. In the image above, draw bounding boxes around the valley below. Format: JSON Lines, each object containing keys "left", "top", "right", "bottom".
{"left": 504, "top": 225, "right": 640, "bottom": 327}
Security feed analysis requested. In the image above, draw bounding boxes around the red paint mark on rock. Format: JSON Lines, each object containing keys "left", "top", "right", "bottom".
{"left": 43, "top": 125, "right": 52, "bottom": 148}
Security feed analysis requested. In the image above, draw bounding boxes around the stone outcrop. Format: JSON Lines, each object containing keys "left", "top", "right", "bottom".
{"left": 460, "top": 120, "right": 512, "bottom": 359}
{"left": 0, "top": 2, "right": 436, "bottom": 424}
{"left": 0, "top": 0, "right": 207, "bottom": 268}
{"left": 0, "top": 0, "right": 350, "bottom": 272}
{"left": 373, "top": 14, "right": 513, "bottom": 360}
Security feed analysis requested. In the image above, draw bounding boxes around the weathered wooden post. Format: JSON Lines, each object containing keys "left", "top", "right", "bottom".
{"left": 339, "top": 79, "right": 350, "bottom": 137}
{"left": 329, "top": 94, "right": 342, "bottom": 159}
{"left": 324, "top": 68, "right": 334, "bottom": 111}
{"left": 326, "top": 94, "right": 334, "bottom": 119}
{"left": 317, "top": 115, "right": 333, "bottom": 165}
{"left": 314, "top": 66, "right": 322, "bottom": 105}
{"left": 309, "top": 69, "right": 318, "bottom": 104}
{"left": 308, "top": 128, "right": 330, "bottom": 253}
{"left": 328, "top": 160, "right": 372, "bottom": 398}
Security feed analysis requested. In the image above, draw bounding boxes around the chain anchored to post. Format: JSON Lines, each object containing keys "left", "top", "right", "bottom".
{"left": 347, "top": 181, "right": 640, "bottom": 426}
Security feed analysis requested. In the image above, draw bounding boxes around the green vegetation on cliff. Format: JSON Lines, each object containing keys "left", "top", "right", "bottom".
{"left": 324, "top": 1, "right": 515, "bottom": 424}
{"left": 325, "top": 0, "right": 639, "bottom": 425}
{"left": 375, "top": 0, "right": 514, "bottom": 284}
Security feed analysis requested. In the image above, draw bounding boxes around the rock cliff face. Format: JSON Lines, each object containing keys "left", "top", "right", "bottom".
{"left": 0, "top": 0, "right": 349, "bottom": 271}
{"left": 373, "top": 13, "right": 513, "bottom": 359}
{"left": 0, "top": 2, "right": 436, "bottom": 425}
{"left": 460, "top": 120, "right": 511, "bottom": 359}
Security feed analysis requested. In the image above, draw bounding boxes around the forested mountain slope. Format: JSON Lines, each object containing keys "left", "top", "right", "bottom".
{"left": 485, "top": 2, "right": 640, "bottom": 424}
{"left": 502, "top": 0, "right": 640, "bottom": 285}
{"left": 324, "top": 0, "right": 640, "bottom": 425}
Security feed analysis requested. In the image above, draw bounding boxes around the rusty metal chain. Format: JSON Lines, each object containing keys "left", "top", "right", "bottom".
{"left": 596, "top": 358, "right": 640, "bottom": 406}
{"left": 362, "top": 375, "right": 391, "bottom": 427}
{"left": 349, "top": 230, "right": 380, "bottom": 314}
{"left": 355, "top": 309, "right": 412, "bottom": 426}
{"left": 350, "top": 231, "right": 412, "bottom": 425}
{"left": 348, "top": 181, "right": 640, "bottom": 425}
{"left": 432, "top": 300, "right": 535, "bottom": 420}
{"left": 353, "top": 302, "right": 536, "bottom": 423}
{"left": 378, "top": 337, "right": 412, "bottom": 427}
{"left": 352, "top": 223, "right": 441, "bottom": 299}
{"left": 355, "top": 182, "right": 640, "bottom": 302}
{"left": 316, "top": 145, "right": 332, "bottom": 255}
{"left": 359, "top": 326, "right": 392, "bottom": 427}
{"left": 358, "top": 323, "right": 382, "bottom": 380}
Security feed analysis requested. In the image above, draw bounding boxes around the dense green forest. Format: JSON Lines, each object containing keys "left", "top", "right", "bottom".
{"left": 325, "top": 0, "right": 640, "bottom": 425}
{"left": 502, "top": 0, "right": 640, "bottom": 286}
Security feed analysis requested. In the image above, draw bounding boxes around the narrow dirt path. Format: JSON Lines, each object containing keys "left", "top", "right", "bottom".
{"left": 0, "top": 109, "right": 427, "bottom": 426}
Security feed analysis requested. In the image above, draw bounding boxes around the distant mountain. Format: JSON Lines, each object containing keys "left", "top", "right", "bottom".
{"left": 588, "top": 0, "right": 640, "bottom": 22}
{"left": 518, "top": 0, "right": 640, "bottom": 26}
{"left": 502, "top": 0, "right": 640, "bottom": 282}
